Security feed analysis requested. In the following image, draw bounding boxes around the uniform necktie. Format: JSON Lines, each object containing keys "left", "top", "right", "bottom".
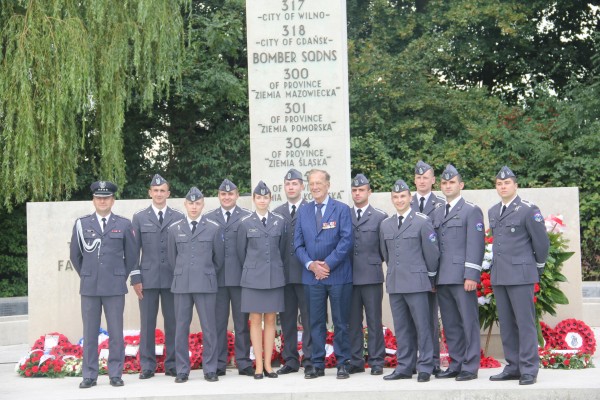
{"left": 316, "top": 203, "right": 324, "bottom": 231}
{"left": 290, "top": 204, "right": 296, "bottom": 219}
{"left": 398, "top": 215, "right": 404, "bottom": 230}
{"left": 101, "top": 217, "right": 107, "bottom": 232}
{"left": 445, "top": 204, "right": 450, "bottom": 217}
{"left": 191, "top": 220, "right": 197, "bottom": 234}
{"left": 357, "top": 209, "right": 362, "bottom": 221}
{"left": 158, "top": 210, "right": 163, "bottom": 225}
{"left": 262, "top": 217, "right": 267, "bottom": 227}
{"left": 500, "top": 205, "right": 507, "bottom": 216}
{"left": 419, "top": 197, "right": 425, "bottom": 213}
{"left": 225, "top": 211, "right": 231, "bottom": 223}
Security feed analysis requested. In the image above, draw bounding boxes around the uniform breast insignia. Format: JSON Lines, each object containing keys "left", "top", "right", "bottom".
{"left": 322, "top": 221, "right": 336, "bottom": 229}
{"left": 249, "top": 228, "right": 258, "bottom": 233}
{"left": 514, "top": 205, "right": 521, "bottom": 212}
{"left": 111, "top": 229, "right": 122, "bottom": 233}
{"left": 435, "top": 203, "right": 443, "bottom": 208}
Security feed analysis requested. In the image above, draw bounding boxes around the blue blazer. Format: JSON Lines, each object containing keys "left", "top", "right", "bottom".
{"left": 294, "top": 197, "right": 353, "bottom": 285}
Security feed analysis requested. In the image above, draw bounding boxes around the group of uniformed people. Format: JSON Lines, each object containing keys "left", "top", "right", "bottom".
{"left": 70, "top": 161, "right": 549, "bottom": 389}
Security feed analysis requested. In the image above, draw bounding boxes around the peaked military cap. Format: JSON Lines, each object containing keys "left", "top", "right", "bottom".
{"left": 90, "top": 181, "right": 117, "bottom": 197}
{"left": 441, "top": 164, "right": 460, "bottom": 181}
{"left": 218, "top": 179, "right": 237, "bottom": 192}
{"left": 415, "top": 160, "right": 432, "bottom": 175}
{"left": 352, "top": 173, "right": 370, "bottom": 187}
{"left": 496, "top": 166, "right": 516, "bottom": 180}
{"left": 284, "top": 168, "right": 303, "bottom": 181}
{"left": 186, "top": 187, "right": 204, "bottom": 201}
{"left": 253, "top": 180, "right": 271, "bottom": 196}
{"left": 150, "top": 174, "right": 168, "bottom": 186}
{"left": 392, "top": 179, "right": 410, "bottom": 193}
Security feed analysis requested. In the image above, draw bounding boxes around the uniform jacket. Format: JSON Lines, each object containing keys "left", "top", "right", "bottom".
{"left": 130, "top": 205, "right": 185, "bottom": 288}
{"left": 206, "top": 206, "right": 252, "bottom": 287}
{"left": 379, "top": 210, "right": 440, "bottom": 294}
{"left": 273, "top": 200, "right": 307, "bottom": 284}
{"left": 294, "top": 197, "right": 353, "bottom": 285}
{"left": 411, "top": 192, "right": 445, "bottom": 216}
{"left": 351, "top": 205, "right": 388, "bottom": 285}
{"left": 488, "top": 195, "right": 550, "bottom": 286}
{"left": 167, "top": 217, "right": 224, "bottom": 294}
{"left": 432, "top": 198, "right": 485, "bottom": 285}
{"left": 70, "top": 213, "right": 138, "bottom": 296}
{"left": 237, "top": 211, "right": 287, "bottom": 290}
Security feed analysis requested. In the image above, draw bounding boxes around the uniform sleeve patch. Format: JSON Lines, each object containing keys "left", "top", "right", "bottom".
{"left": 428, "top": 232, "right": 437, "bottom": 243}
{"left": 476, "top": 222, "right": 484, "bottom": 232}
{"left": 534, "top": 213, "right": 544, "bottom": 223}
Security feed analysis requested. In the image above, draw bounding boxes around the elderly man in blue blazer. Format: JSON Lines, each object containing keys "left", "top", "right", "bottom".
{"left": 294, "top": 169, "right": 354, "bottom": 380}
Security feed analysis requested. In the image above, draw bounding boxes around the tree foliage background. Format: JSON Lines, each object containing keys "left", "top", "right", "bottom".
{"left": 0, "top": 0, "right": 598, "bottom": 296}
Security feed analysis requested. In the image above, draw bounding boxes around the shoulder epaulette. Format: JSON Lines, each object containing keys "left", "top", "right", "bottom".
{"left": 521, "top": 199, "right": 534, "bottom": 208}
{"left": 240, "top": 214, "right": 253, "bottom": 222}
{"left": 169, "top": 219, "right": 184, "bottom": 229}
{"left": 112, "top": 213, "right": 130, "bottom": 222}
{"left": 271, "top": 212, "right": 285, "bottom": 220}
{"left": 464, "top": 200, "right": 477, "bottom": 208}
{"left": 77, "top": 213, "right": 93, "bottom": 220}
{"left": 170, "top": 207, "right": 185, "bottom": 215}
{"left": 415, "top": 212, "right": 430, "bottom": 220}
{"left": 133, "top": 207, "right": 149, "bottom": 216}
{"left": 434, "top": 194, "right": 446, "bottom": 202}
{"left": 238, "top": 207, "right": 252, "bottom": 214}
{"left": 205, "top": 218, "right": 219, "bottom": 227}
{"left": 372, "top": 207, "right": 388, "bottom": 216}
{"left": 383, "top": 215, "right": 397, "bottom": 223}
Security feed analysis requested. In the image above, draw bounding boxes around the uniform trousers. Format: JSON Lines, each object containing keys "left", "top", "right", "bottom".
{"left": 389, "top": 292, "right": 434, "bottom": 375}
{"left": 493, "top": 284, "right": 538, "bottom": 376}
{"left": 174, "top": 293, "right": 218, "bottom": 374}
{"left": 305, "top": 282, "right": 352, "bottom": 370}
{"left": 280, "top": 283, "right": 312, "bottom": 369}
{"left": 215, "top": 286, "right": 252, "bottom": 371}
{"left": 138, "top": 288, "right": 176, "bottom": 372}
{"left": 437, "top": 285, "right": 480, "bottom": 373}
{"left": 81, "top": 295, "right": 125, "bottom": 379}
{"left": 349, "top": 283, "right": 385, "bottom": 368}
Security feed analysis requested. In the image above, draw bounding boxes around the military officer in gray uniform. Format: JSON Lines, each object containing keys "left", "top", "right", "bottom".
{"left": 347, "top": 174, "right": 388, "bottom": 376}
{"left": 380, "top": 179, "right": 439, "bottom": 383}
{"left": 411, "top": 160, "right": 445, "bottom": 375}
{"left": 488, "top": 166, "right": 549, "bottom": 385}
{"left": 273, "top": 169, "right": 313, "bottom": 374}
{"left": 70, "top": 181, "right": 138, "bottom": 389}
{"left": 168, "top": 187, "right": 224, "bottom": 383}
{"left": 131, "top": 174, "right": 184, "bottom": 379}
{"left": 206, "top": 179, "right": 254, "bottom": 376}
{"left": 432, "top": 165, "right": 485, "bottom": 381}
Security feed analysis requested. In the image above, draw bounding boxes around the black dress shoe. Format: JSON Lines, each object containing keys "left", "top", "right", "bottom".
{"left": 217, "top": 369, "right": 226, "bottom": 376}
{"left": 139, "top": 370, "right": 155, "bottom": 379}
{"left": 239, "top": 366, "right": 256, "bottom": 376}
{"left": 383, "top": 371, "right": 412, "bottom": 380}
{"left": 519, "top": 374, "right": 537, "bottom": 385}
{"left": 254, "top": 372, "right": 264, "bottom": 380}
{"left": 165, "top": 368, "right": 177, "bottom": 376}
{"left": 265, "top": 370, "right": 278, "bottom": 378}
{"left": 109, "top": 377, "right": 124, "bottom": 387}
{"left": 204, "top": 372, "right": 219, "bottom": 382}
{"left": 337, "top": 365, "right": 350, "bottom": 379}
{"left": 456, "top": 371, "right": 477, "bottom": 381}
{"left": 174, "top": 373, "right": 188, "bottom": 383}
{"left": 436, "top": 369, "right": 460, "bottom": 379}
{"left": 304, "top": 366, "right": 325, "bottom": 379}
{"left": 79, "top": 378, "right": 97, "bottom": 389}
{"left": 370, "top": 365, "right": 383, "bottom": 375}
{"left": 346, "top": 365, "right": 365, "bottom": 374}
{"left": 432, "top": 366, "right": 442, "bottom": 376}
{"left": 490, "top": 371, "right": 520, "bottom": 381}
{"left": 277, "top": 365, "right": 298, "bottom": 375}
{"left": 417, "top": 372, "right": 431, "bottom": 382}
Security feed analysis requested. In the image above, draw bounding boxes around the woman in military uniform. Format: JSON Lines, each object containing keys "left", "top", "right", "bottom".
{"left": 237, "top": 181, "right": 287, "bottom": 379}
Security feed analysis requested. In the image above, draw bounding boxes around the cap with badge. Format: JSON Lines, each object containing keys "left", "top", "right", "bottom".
{"left": 90, "top": 181, "right": 117, "bottom": 197}
{"left": 254, "top": 181, "right": 271, "bottom": 196}
{"left": 186, "top": 187, "right": 204, "bottom": 202}
{"left": 150, "top": 174, "right": 168, "bottom": 186}
{"left": 352, "top": 173, "right": 370, "bottom": 187}
{"left": 284, "top": 168, "right": 303, "bottom": 181}
{"left": 415, "top": 160, "right": 432, "bottom": 175}
{"left": 496, "top": 166, "right": 516, "bottom": 180}
{"left": 441, "top": 164, "right": 460, "bottom": 181}
{"left": 219, "top": 179, "right": 237, "bottom": 192}
{"left": 392, "top": 179, "right": 410, "bottom": 193}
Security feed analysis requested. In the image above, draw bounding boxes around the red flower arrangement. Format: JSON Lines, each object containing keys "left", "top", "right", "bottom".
{"left": 17, "top": 350, "right": 65, "bottom": 378}
{"left": 553, "top": 319, "right": 596, "bottom": 355}
{"left": 480, "top": 349, "right": 501, "bottom": 368}
{"left": 540, "top": 321, "right": 556, "bottom": 349}
{"left": 539, "top": 349, "right": 594, "bottom": 369}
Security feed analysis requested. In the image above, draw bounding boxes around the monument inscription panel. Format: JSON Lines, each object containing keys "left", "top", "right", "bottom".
{"left": 246, "top": 0, "right": 351, "bottom": 203}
